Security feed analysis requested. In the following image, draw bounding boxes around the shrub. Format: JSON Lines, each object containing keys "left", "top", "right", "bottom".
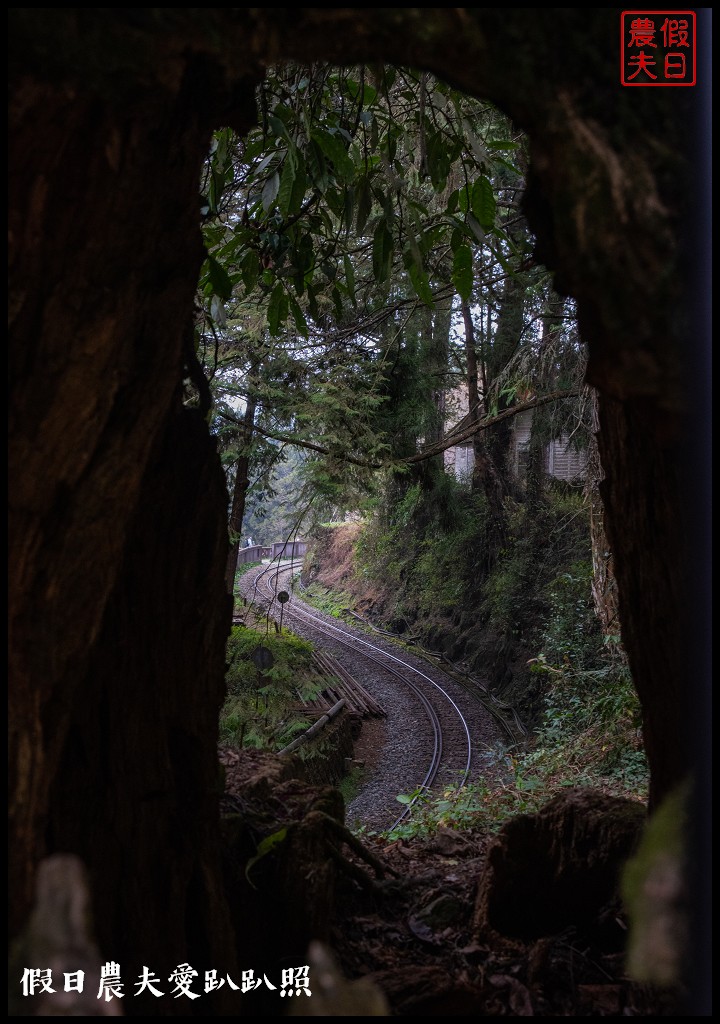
{"left": 220, "top": 626, "right": 320, "bottom": 750}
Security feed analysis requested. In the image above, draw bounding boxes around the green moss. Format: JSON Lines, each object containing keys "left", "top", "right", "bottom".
{"left": 622, "top": 783, "right": 689, "bottom": 985}
{"left": 221, "top": 625, "right": 320, "bottom": 750}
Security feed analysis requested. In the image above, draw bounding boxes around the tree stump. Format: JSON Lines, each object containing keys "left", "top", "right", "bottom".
{"left": 474, "top": 788, "right": 646, "bottom": 943}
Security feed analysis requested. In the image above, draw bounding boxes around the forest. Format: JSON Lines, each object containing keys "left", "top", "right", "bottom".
{"left": 9, "top": 8, "right": 710, "bottom": 1018}
{"left": 208, "top": 64, "right": 639, "bottom": 797}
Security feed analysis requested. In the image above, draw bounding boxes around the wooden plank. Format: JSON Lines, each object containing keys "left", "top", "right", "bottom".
{"left": 311, "top": 651, "right": 386, "bottom": 718}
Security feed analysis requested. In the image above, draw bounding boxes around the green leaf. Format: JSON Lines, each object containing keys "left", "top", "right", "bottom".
{"left": 452, "top": 244, "right": 473, "bottom": 301}
{"left": 277, "top": 155, "right": 304, "bottom": 216}
{"left": 271, "top": 103, "right": 293, "bottom": 126}
{"left": 423, "top": 224, "right": 446, "bottom": 251}
{"left": 306, "top": 141, "right": 329, "bottom": 192}
{"left": 405, "top": 228, "right": 423, "bottom": 270}
{"left": 262, "top": 171, "right": 280, "bottom": 211}
{"left": 268, "top": 283, "right": 288, "bottom": 336}
{"left": 463, "top": 120, "right": 489, "bottom": 166}
{"left": 204, "top": 254, "right": 234, "bottom": 300}
{"left": 370, "top": 116, "right": 379, "bottom": 151}
{"left": 203, "top": 224, "right": 227, "bottom": 248}
{"left": 209, "top": 294, "right": 226, "bottom": 328}
{"left": 287, "top": 294, "right": 308, "bottom": 336}
{"left": 240, "top": 249, "right": 260, "bottom": 293}
{"left": 372, "top": 221, "right": 393, "bottom": 284}
{"left": 487, "top": 139, "right": 520, "bottom": 151}
{"left": 466, "top": 212, "right": 486, "bottom": 244}
{"left": 383, "top": 66, "right": 397, "bottom": 90}
{"left": 493, "top": 156, "right": 523, "bottom": 177}
{"left": 342, "top": 186, "right": 355, "bottom": 234}
{"left": 345, "top": 79, "right": 378, "bottom": 106}
{"left": 311, "top": 129, "right": 354, "bottom": 183}
{"left": 490, "top": 225, "right": 522, "bottom": 258}
{"left": 242, "top": 134, "right": 265, "bottom": 160}
{"left": 378, "top": 187, "right": 394, "bottom": 227}
{"left": 471, "top": 176, "right": 496, "bottom": 231}
{"left": 406, "top": 205, "right": 426, "bottom": 255}
{"left": 487, "top": 242, "right": 517, "bottom": 278}
{"left": 268, "top": 114, "right": 291, "bottom": 143}
{"left": 297, "top": 233, "right": 314, "bottom": 273}
{"left": 344, "top": 254, "right": 356, "bottom": 306}
{"left": 408, "top": 264, "right": 434, "bottom": 306}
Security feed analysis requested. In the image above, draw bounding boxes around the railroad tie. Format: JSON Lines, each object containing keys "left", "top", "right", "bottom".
{"left": 321, "top": 652, "right": 386, "bottom": 717}
{"left": 311, "top": 651, "right": 386, "bottom": 718}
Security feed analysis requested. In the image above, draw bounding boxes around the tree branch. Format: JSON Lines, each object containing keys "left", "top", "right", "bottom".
{"left": 406, "top": 389, "right": 583, "bottom": 465}
{"left": 218, "top": 390, "right": 582, "bottom": 471}
{"left": 219, "top": 412, "right": 384, "bottom": 469}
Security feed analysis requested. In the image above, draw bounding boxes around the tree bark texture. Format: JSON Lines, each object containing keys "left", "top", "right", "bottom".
{"left": 485, "top": 263, "right": 527, "bottom": 483}
{"left": 9, "top": 10, "right": 258, "bottom": 975}
{"left": 224, "top": 397, "right": 257, "bottom": 593}
{"left": 9, "top": 6, "right": 708, "bottom": 986}
{"left": 46, "top": 404, "right": 237, "bottom": 1014}
{"left": 462, "top": 302, "right": 507, "bottom": 544}
{"left": 586, "top": 390, "right": 623, "bottom": 652}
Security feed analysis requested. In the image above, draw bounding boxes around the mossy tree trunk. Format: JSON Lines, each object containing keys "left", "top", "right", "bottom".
{"left": 9, "top": 12, "right": 258, "bottom": 995}
{"left": 225, "top": 396, "right": 257, "bottom": 593}
{"left": 485, "top": 223, "right": 529, "bottom": 484}
{"left": 461, "top": 301, "right": 507, "bottom": 544}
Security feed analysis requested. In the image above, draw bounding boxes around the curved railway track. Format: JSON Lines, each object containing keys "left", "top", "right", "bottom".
{"left": 240, "top": 559, "right": 503, "bottom": 832}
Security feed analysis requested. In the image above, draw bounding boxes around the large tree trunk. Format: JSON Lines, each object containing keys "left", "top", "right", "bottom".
{"left": 225, "top": 397, "right": 257, "bottom": 593}
{"left": 8, "top": 13, "right": 258, "bottom": 984}
{"left": 586, "top": 390, "right": 623, "bottom": 654}
{"left": 485, "top": 222, "right": 529, "bottom": 482}
{"left": 461, "top": 302, "right": 506, "bottom": 540}
{"left": 46, "top": 404, "right": 237, "bottom": 1013}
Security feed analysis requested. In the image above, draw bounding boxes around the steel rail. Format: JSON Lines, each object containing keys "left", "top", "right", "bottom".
{"left": 259, "top": 562, "right": 474, "bottom": 832}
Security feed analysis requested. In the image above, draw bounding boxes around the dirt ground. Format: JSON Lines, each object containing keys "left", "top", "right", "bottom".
{"left": 220, "top": 749, "right": 676, "bottom": 1017}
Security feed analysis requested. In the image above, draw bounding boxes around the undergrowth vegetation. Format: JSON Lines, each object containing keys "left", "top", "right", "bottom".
{"left": 220, "top": 625, "right": 322, "bottom": 751}
{"left": 374, "top": 643, "right": 647, "bottom": 838}
{"left": 304, "top": 472, "right": 649, "bottom": 839}
{"left": 382, "top": 657, "right": 647, "bottom": 841}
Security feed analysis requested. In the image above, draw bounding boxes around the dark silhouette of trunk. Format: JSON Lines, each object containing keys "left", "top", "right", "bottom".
{"left": 46, "top": 404, "right": 237, "bottom": 1013}
{"left": 486, "top": 227, "right": 528, "bottom": 481}
{"left": 225, "top": 397, "right": 257, "bottom": 592}
{"left": 586, "top": 389, "right": 624, "bottom": 656}
{"left": 8, "top": 13, "right": 257, "bottom": 996}
{"left": 416, "top": 297, "right": 452, "bottom": 493}
{"left": 461, "top": 301, "right": 506, "bottom": 540}
{"left": 525, "top": 429, "right": 547, "bottom": 508}
{"left": 427, "top": 296, "right": 452, "bottom": 446}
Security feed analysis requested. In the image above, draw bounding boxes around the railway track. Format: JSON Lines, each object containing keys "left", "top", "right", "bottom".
{"left": 241, "top": 559, "right": 502, "bottom": 833}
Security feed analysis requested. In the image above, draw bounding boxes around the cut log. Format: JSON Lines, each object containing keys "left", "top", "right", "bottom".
{"left": 474, "top": 788, "right": 646, "bottom": 943}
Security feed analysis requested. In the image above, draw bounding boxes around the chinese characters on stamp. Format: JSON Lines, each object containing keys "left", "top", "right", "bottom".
{"left": 621, "top": 11, "right": 696, "bottom": 86}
